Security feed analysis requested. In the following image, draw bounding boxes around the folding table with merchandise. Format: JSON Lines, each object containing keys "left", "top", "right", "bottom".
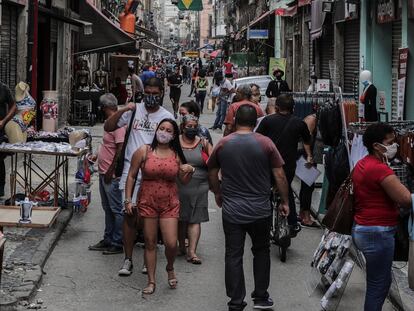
{"left": 0, "top": 145, "right": 88, "bottom": 207}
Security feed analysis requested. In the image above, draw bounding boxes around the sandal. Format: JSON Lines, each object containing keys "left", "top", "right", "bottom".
{"left": 142, "top": 282, "right": 156, "bottom": 295}
{"left": 187, "top": 256, "right": 202, "bottom": 265}
{"left": 166, "top": 266, "right": 178, "bottom": 289}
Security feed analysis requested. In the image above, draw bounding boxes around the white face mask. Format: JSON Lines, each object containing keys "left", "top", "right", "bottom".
{"left": 379, "top": 143, "right": 398, "bottom": 160}
{"left": 156, "top": 130, "right": 174, "bottom": 144}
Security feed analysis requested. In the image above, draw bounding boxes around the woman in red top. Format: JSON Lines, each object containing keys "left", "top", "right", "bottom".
{"left": 125, "top": 119, "right": 194, "bottom": 295}
{"left": 223, "top": 57, "right": 234, "bottom": 78}
{"left": 352, "top": 123, "right": 411, "bottom": 311}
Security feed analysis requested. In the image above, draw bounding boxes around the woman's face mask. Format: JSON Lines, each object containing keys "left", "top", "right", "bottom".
{"left": 378, "top": 142, "right": 398, "bottom": 160}
{"left": 156, "top": 130, "right": 174, "bottom": 144}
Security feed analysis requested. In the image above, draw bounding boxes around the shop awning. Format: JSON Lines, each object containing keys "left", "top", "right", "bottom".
{"left": 79, "top": 0, "right": 137, "bottom": 54}
{"left": 209, "top": 49, "right": 223, "bottom": 59}
{"left": 298, "top": 0, "right": 311, "bottom": 6}
{"left": 249, "top": 10, "right": 273, "bottom": 28}
{"left": 273, "top": 0, "right": 298, "bottom": 17}
{"left": 310, "top": 0, "right": 327, "bottom": 40}
{"left": 141, "top": 40, "right": 171, "bottom": 53}
{"left": 39, "top": 6, "right": 92, "bottom": 32}
{"left": 136, "top": 25, "right": 158, "bottom": 40}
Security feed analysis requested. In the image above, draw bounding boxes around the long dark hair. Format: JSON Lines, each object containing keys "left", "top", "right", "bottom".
{"left": 150, "top": 118, "right": 187, "bottom": 164}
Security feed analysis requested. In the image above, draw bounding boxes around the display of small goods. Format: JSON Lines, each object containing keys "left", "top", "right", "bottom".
{"left": 73, "top": 155, "right": 93, "bottom": 212}
{"left": 310, "top": 231, "right": 353, "bottom": 311}
{"left": 0, "top": 141, "right": 79, "bottom": 153}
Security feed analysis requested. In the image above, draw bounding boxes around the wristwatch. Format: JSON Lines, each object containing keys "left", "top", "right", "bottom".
{"left": 123, "top": 198, "right": 132, "bottom": 205}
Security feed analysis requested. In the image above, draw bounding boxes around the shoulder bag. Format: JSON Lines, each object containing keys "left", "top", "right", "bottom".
{"left": 114, "top": 109, "right": 137, "bottom": 178}
{"left": 321, "top": 172, "right": 354, "bottom": 235}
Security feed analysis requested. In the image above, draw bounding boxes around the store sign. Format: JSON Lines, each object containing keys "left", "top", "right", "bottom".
{"left": 377, "top": 0, "right": 395, "bottom": 23}
{"left": 184, "top": 51, "right": 199, "bottom": 58}
{"left": 247, "top": 29, "right": 269, "bottom": 40}
{"left": 397, "top": 48, "right": 409, "bottom": 119}
{"left": 316, "top": 79, "right": 330, "bottom": 92}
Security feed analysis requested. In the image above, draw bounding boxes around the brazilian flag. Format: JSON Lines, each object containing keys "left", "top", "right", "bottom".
{"left": 177, "top": 0, "right": 203, "bottom": 11}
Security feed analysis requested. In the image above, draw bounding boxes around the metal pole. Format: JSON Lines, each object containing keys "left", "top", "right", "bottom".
{"left": 31, "top": 0, "right": 39, "bottom": 102}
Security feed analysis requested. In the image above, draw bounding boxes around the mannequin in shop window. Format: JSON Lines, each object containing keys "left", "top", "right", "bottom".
{"left": 94, "top": 61, "right": 109, "bottom": 92}
{"left": 359, "top": 70, "right": 378, "bottom": 122}
{"left": 76, "top": 59, "right": 91, "bottom": 90}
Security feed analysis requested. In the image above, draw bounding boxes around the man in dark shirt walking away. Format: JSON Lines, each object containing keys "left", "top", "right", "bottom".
{"left": 256, "top": 94, "right": 313, "bottom": 237}
{"left": 208, "top": 105, "right": 289, "bottom": 311}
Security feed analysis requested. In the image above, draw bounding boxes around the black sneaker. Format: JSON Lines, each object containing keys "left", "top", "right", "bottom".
{"left": 253, "top": 297, "right": 274, "bottom": 310}
{"left": 102, "top": 246, "right": 123, "bottom": 255}
{"left": 88, "top": 240, "right": 110, "bottom": 251}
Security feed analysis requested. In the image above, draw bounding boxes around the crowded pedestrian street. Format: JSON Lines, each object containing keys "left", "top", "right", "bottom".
{"left": 18, "top": 87, "right": 394, "bottom": 311}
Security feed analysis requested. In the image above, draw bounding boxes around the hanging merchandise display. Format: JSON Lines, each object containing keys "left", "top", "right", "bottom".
{"left": 307, "top": 231, "right": 354, "bottom": 310}
{"left": 391, "top": 20, "right": 402, "bottom": 120}
{"left": 40, "top": 91, "right": 59, "bottom": 132}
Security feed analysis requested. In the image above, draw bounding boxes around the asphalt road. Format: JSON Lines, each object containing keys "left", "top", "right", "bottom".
{"left": 31, "top": 82, "right": 394, "bottom": 311}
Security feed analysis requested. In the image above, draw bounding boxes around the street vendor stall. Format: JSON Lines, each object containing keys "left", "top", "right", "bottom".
{"left": 0, "top": 141, "right": 89, "bottom": 207}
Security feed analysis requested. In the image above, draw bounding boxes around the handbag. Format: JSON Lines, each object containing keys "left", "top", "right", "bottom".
{"left": 321, "top": 172, "right": 354, "bottom": 235}
{"left": 200, "top": 139, "right": 209, "bottom": 165}
{"left": 114, "top": 108, "right": 136, "bottom": 178}
{"left": 394, "top": 213, "right": 410, "bottom": 261}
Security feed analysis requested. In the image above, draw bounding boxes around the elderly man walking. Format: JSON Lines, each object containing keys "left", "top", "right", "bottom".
{"left": 208, "top": 104, "right": 289, "bottom": 311}
{"left": 89, "top": 93, "right": 125, "bottom": 255}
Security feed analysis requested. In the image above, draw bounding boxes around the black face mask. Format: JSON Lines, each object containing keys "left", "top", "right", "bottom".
{"left": 184, "top": 127, "right": 198, "bottom": 140}
{"left": 144, "top": 94, "right": 161, "bottom": 109}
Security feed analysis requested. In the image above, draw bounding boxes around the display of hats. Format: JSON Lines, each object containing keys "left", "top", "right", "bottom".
{"left": 15, "top": 82, "right": 30, "bottom": 102}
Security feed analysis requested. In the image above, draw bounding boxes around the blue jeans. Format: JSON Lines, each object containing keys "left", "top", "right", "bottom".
{"left": 213, "top": 99, "right": 228, "bottom": 129}
{"left": 352, "top": 225, "right": 396, "bottom": 311}
{"left": 99, "top": 175, "right": 124, "bottom": 248}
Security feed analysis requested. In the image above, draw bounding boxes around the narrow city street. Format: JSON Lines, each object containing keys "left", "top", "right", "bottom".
{"left": 28, "top": 85, "right": 393, "bottom": 311}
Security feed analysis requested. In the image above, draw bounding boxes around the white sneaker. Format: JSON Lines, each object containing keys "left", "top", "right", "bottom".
{"left": 118, "top": 258, "right": 133, "bottom": 276}
{"left": 141, "top": 264, "right": 148, "bottom": 275}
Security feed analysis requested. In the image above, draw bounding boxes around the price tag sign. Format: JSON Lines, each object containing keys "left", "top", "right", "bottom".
{"left": 379, "top": 91, "right": 386, "bottom": 110}
{"left": 316, "top": 79, "right": 330, "bottom": 92}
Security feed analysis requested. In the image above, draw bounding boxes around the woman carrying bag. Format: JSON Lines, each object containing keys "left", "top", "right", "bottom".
{"left": 351, "top": 123, "right": 411, "bottom": 311}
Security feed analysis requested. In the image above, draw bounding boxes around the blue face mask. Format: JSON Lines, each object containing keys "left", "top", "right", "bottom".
{"left": 362, "top": 80, "right": 370, "bottom": 87}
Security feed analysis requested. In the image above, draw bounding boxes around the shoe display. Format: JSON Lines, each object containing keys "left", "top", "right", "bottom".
{"left": 88, "top": 240, "right": 109, "bottom": 251}
{"left": 102, "top": 246, "right": 123, "bottom": 255}
{"left": 118, "top": 258, "right": 133, "bottom": 276}
{"left": 253, "top": 297, "right": 274, "bottom": 310}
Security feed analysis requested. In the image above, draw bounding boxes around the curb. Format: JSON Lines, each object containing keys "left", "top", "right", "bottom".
{"left": 0, "top": 208, "right": 73, "bottom": 310}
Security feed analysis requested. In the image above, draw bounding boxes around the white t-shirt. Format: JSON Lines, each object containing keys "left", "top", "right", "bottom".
{"left": 117, "top": 103, "right": 173, "bottom": 190}
{"left": 220, "top": 79, "right": 235, "bottom": 103}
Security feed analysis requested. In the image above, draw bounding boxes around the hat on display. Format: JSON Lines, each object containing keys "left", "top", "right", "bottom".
{"left": 273, "top": 68, "right": 285, "bottom": 77}
{"left": 15, "top": 82, "right": 30, "bottom": 102}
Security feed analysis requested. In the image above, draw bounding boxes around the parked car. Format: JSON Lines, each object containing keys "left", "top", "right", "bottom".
{"left": 233, "top": 75, "right": 273, "bottom": 111}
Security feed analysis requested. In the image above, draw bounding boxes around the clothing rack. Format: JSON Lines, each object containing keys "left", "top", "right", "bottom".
{"left": 283, "top": 91, "right": 356, "bottom": 98}
{"left": 348, "top": 121, "right": 414, "bottom": 134}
